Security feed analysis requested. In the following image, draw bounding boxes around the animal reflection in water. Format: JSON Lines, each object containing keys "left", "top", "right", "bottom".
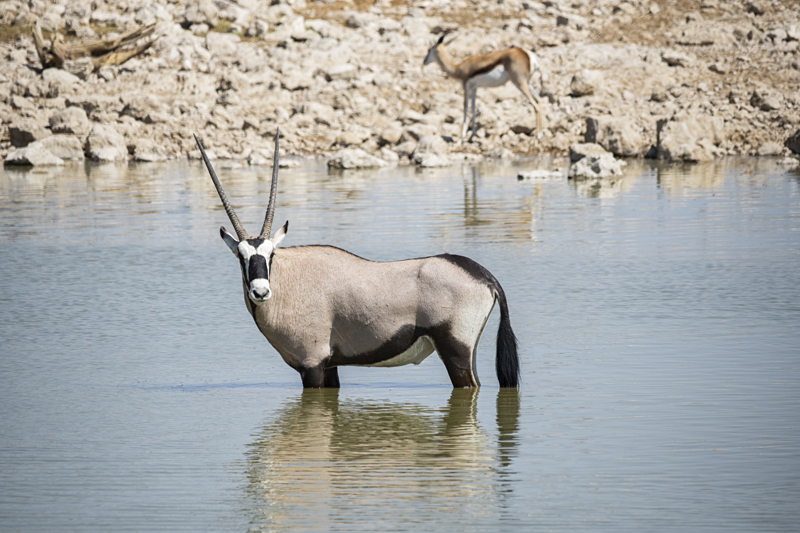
{"left": 243, "top": 389, "right": 520, "bottom": 530}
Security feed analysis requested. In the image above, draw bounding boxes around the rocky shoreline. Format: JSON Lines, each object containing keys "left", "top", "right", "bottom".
{"left": 1, "top": 0, "right": 799, "bottom": 170}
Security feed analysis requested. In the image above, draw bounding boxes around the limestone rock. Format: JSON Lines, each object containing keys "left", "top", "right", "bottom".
{"left": 67, "top": 95, "right": 123, "bottom": 116}
{"left": 510, "top": 115, "right": 540, "bottom": 136}
{"left": 756, "top": 142, "right": 784, "bottom": 156}
{"left": 568, "top": 153, "right": 625, "bottom": 179}
{"left": 585, "top": 116, "right": 645, "bottom": 157}
{"left": 661, "top": 49, "right": 695, "bottom": 67}
{"left": 379, "top": 125, "right": 404, "bottom": 145}
{"left": 517, "top": 169, "right": 563, "bottom": 180}
{"left": 325, "top": 64, "right": 357, "bottom": 82}
{"left": 414, "top": 153, "right": 451, "bottom": 167}
{"left": 49, "top": 107, "right": 90, "bottom": 136}
{"left": 486, "top": 147, "right": 515, "bottom": 159}
{"left": 9, "top": 119, "right": 51, "bottom": 148}
{"left": 327, "top": 149, "right": 387, "bottom": 169}
{"left": 298, "top": 101, "right": 335, "bottom": 126}
{"left": 656, "top": 115, "right": 725, "bottom": 162}
{"left": 282, "top": 73, "right": 313, "bottom": 91}
{"left": 179, "top": 0, "right": 219, "bottom": 28}
{"left": 85, "top": 125, "right": 128, "bottom": 162}
{"left": 245, "top": 19, "right": 269, "bottom": 38}
{"left": 569, "top": 70, "right": 601, "bottom": 97}
{"left": 411, "top": 135, "right": 450, "bottom": 167}
{"left": 402, "top": 124, "right": 438, "bottom": 142}
{"left": 380, "top": 148, "right": 399, "bottom": 162}
{"left": 4, "top": 141, "right": 64, "bottom": 166}
{"left": 121, "top": 94, "right": 164, "bottom": 122}
{"left": 395, "top": 141, "right": 417, "bottom": 159}
{"left": 40, "top": 135, "right": 85, "bottom": 160}
{"left": 42, "top": 69, "right": 82, "bottom": 96}
{"left": 62, "top": 58, "right": 94, "bottom": 80}
{"left": 750, "top": 88, "right": 784, "bottom": 112}
{"left": 569, "top": 142, "right": 610, "bottom": 163}
{"left": 206, "top": 32, "right": 240, "bottom": 60}
{"left": 131, "top": 139, "right": 168, "bottom": 162}
{"left": 336, "top": 132, "right": 364, "bottom": 147}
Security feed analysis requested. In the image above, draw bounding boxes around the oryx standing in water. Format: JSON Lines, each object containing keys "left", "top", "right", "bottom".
{"left": 196, "top": 132, "right": 519, "bottom": 389}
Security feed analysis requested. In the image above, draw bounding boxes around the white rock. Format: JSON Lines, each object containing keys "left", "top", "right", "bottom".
{"left": 568, "top": 153, "right": 625, "bottom": 179}
{"left": 413, "top": 135, "right": 448, "bottom": 155}
{"left": 380, "top": 148, "right": 399, "bottom": 162}
{"left": 569, "top": 142, "right": 610, "bottom": 163}
{"left": 327, "top": 148, "right": 387, "bottom": 169}
{"left": 49, "top": 107, "right": 90, "bottom": 136}
{"left": 39, "top": 136, "right": 84, "bottom": 160}
{"left": 325, "top": 64, "right": 357, "bottom": 81}
{"left": 9, "top": 119, "right": 51, "bottom": 147}
{"left": 4, "top": 142, "right": 64, "bottom": 166}
{"left": 661, "top": 49, "right": 695, "bottom": 67}
{"left": 414, "top": 153, "right": 451, "bottom": 167}
{"left": 86, "top": 125, "right": 128, "bottom": 163}
{"left": 62, "top": 58, "right": 94, "bottom": 80}
{"left": 569, "top": 69, "right": 602, "bottom": 97}
{"left": 206, "top": 32, "right": 240, "bottom": 59}
{"left": 585, "top": 116, "right": 645, "bottom": 157}
{"left": 656, "top": 115, "right": 724, "bottom": 161}
{"left": 756, "top": 142, "right": 784, "bottom": 156}
{"left": 517, "top": 169, "right": 563, "bottom": 180}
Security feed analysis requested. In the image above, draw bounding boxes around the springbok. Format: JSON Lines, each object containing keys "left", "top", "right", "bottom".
{"left": 423, "top": 34, "right": 545, "bottom": 143}
{"left": 195, "top": 131, "right": 519, "bottom": 389}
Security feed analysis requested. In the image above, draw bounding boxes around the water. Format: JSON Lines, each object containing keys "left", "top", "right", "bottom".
{"left": 1, "top": 158, "right": 798, "bottom": 532}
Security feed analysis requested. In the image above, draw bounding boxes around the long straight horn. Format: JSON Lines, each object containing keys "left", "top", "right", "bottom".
{"left": 194, "top": 134, "right": 248, "bottom": 241}
{"left": 258, "top": 128, "right": 280, "bottom": 239}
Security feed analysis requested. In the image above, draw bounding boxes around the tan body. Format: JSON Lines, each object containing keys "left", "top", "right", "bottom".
{"left": 423, "top": 40, "right": 544, "bottom": 142}
{"left": 243, "top": 246, "right": 501, "bottom": 388}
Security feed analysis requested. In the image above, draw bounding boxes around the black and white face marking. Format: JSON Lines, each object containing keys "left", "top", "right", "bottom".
{"left": 237, "top": 239, "right": 275, "bottom": 305}
{"left": 220, "top": 222, "right": 288, "bottom": 306}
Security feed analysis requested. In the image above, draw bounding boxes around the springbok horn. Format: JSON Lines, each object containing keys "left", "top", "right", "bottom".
{"left": 258, "top": 128, "right": 280, "bottom": 240}
{"left": 194, "top": 134, "right": 248, "bottom": 241}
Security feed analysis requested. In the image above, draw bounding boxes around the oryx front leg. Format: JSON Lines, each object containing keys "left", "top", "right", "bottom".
{"left": 296, "top": 349, "right": 337, "bottom": 389}
{"left": 299, "top": 362, "right": 327, "bottom": 389}
{"left": 323, "top": 367, "right": 340, "bottom": 388}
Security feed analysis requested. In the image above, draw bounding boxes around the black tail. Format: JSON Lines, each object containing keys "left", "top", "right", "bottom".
{"left": 495, "top": 284, "right": 520, "bottom": 388}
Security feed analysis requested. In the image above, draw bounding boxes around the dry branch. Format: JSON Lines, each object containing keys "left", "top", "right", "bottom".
{"left": 33, "top": 20, "right": 158, "bottom": 71}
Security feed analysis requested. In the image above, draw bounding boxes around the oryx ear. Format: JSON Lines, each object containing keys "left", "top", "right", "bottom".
{"left": 220, "top": 226, "right": 239, "bottom": 254}
{"left": 271, "top": 220, "right": 289, "bottom": 248}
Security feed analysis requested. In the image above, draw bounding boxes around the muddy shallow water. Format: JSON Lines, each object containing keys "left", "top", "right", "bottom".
{"left": 1, "top": 158, "right": 798, "bottom": 532}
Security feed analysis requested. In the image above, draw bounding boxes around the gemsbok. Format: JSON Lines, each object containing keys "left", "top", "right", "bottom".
{"left": 195, "top": 131, "right": 519, "bottom": 389}
{"left": 423, "top": 34, "right": 545, "bottom": 143}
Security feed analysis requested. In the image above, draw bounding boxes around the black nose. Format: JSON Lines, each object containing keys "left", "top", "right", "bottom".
{"left": 252, "top": 288, "right": 268, "bottom": 299}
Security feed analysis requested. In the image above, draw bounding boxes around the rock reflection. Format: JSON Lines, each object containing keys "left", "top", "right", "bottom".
{"left": 656, "top": 161, "right": 725, "bottom": 193}
{"left": 569, "top": 169, "right": 637, "bottom": 199}
{"left": 243, "top": 388, "right": 520, "bottom": 531}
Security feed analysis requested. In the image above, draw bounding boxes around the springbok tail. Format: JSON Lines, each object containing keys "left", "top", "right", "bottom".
{"left": 495, "top": 284, "right": 520, "bottom": 388}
